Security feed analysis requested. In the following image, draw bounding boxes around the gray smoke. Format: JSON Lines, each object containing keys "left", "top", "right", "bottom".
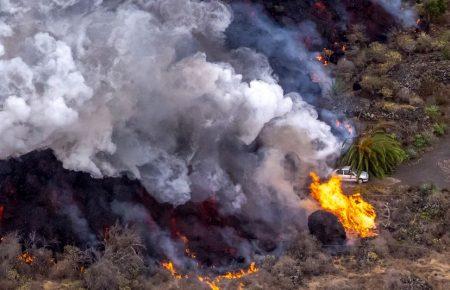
{"left": 371, "top": 0, "right": 417, "bottom": 26}
{"left": 0, "top": 0, "right": 339, "bottom": 223}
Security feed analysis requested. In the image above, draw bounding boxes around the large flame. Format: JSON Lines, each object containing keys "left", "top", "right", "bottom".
{"left": 162, "top": 261, "right": 258, "bottom": 290}
{"left": 309, "top": 172, "right": 377, "bottom": 238}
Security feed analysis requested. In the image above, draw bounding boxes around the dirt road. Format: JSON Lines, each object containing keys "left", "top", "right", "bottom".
{"left": 393, "top": 133, "right": 450, "bottom": 189}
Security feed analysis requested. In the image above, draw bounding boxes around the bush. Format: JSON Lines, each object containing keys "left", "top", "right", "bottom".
{"left": 0, "top": 233, "right": 21, "bottom": 279}
{"left": 341, "top": 131, "right": 407, "bottom": 178}
{"left": 442, "top": 44, "right": 450, "bottom": 60}
{"left": 424, "top": 0, "right": 448, "bottom": 21}
{"left": 50, "top": 245, "right": 91, "bottom": 280}
{"left": 425, "top": 105, "right": 440, "bottom": 120}
{"left": 83, "top": 224, "right": 146, "bottom": 289}
{"left": 413, "top": 133, "right": 430, "bottom": 148}
{"left": 415, "top": 33, "right": 434, "bottom": 53}
{"left": 418, "top": 74, "right": 440, "bottom": 98}
{"left": 360, "top": 74, "right": 393, "bottom": 96}
{"left": 395, "top": 34, "right": 416, "bottom": 53}
{"left": 433, "top": 123, "right": 447, "bottom": 136}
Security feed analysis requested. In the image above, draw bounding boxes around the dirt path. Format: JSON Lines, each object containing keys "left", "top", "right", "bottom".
{"left": 393, "top": 133, "right": 450, "bottom": 189}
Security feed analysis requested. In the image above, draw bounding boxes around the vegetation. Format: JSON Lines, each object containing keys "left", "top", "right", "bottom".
{"left": 341, "top": 131, "right": 407, "bottom": 178}
{"left": 425, "top": 105, "right": 441, "bottom": 120}
{"left": 433, "top": 122, "right": 447, "bottom": 136}
{"left": 423, "top": 0, "right": 448, "bottom": 21}
{"left": 413, "top": 133, "right": 431, "bottom": 149}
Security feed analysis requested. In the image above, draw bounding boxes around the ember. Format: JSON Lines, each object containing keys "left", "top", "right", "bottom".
{"left": 18, "top": 252, "right": 34, "bottom": 265}
{"left": 315, "top": 54, "right": 329, "bottom": 66}
{"left": 309, "top": 172, "right": 377, "bottom": 238}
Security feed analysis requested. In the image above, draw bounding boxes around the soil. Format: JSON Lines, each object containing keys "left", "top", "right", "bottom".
{"left": 393, "top": 133, "right": 450, "bottom": 189}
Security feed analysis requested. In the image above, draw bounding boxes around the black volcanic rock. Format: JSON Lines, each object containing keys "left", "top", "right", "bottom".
{"left": 308, "top": 210, "right": 346, "bottom": 246}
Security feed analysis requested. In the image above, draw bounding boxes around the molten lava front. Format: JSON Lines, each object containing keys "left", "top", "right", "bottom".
{"left": 309, "top": 172, "right": 377, "bottom": 238}
{"left": 162, "top": 261, "right": 258, "bottom": 290}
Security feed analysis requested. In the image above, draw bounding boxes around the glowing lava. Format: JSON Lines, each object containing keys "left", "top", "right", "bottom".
{"left": 162, "top": 261, "right": 258, "bottom": 290}
{"left": 309, "top": 172, "right": 377, "bottom": 238}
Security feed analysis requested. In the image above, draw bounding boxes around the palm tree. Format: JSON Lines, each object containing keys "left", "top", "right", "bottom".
{"left": 341, "top": 131, "right": 407, "bottom": 178}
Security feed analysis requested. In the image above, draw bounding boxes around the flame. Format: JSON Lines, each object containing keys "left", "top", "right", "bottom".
{"left": 162, "top": 261, "right": 258, "bottom": 290}
{"left": 18, "top": 252, "right": 34, "bottom": 265}
{"left": 309, "top": 172, "right": 377, "bottom": 238}
{"left": 162, "top": 261, "right": 187, "bottom": 279}
{"left": 335, "top": 120, "right": 354, "bottom": 136}
{"left": 315, "top": 54, "right": 329, "bottom": 66}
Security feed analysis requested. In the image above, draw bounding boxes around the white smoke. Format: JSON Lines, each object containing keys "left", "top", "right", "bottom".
{"left": 0, "top": 0, "right": 339, "bottom": 210}
{"left": 371, "top": 0, "right": 417, "bottom": 26}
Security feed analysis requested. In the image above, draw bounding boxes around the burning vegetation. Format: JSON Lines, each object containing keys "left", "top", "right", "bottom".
{"left": 309, "top": 172, "right": 377, "bottom": 238}
{"left": 162, "top": 261, "right": 258, "bottom": 290}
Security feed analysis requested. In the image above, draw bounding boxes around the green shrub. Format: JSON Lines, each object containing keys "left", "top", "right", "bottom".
{"left": 424, "top": 0, "right": 448, "bottom": 20}
{"left": 413, "top": 134, "right": 430, "bottom": 149}
{"left": 405, "top": 147, "right": 419, "bottom": 159}
{"left": 433, "top": 123, "right": 447, "bottom": 136}
{"left": 442, "top": 44, "right": 450, "bottom": 60}
{"left": 425, "top": 105, "right": 440, "bottom": 120}
{"left": 341, "top": 131, "right": 407, "bottom": 178}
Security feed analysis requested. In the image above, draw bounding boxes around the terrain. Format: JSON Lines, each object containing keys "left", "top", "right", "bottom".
{"left": 0, "top": 1, "right": 449, "bottom": 290}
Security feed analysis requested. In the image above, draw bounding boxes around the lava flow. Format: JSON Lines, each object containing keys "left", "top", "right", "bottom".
{"left": 162, "top": 261, "right": 258, "bottom": 290}
{"left": 309, "top": 172, "right": 377, "bottom": 238}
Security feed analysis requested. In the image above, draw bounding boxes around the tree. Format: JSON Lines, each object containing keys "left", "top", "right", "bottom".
{"left": 341, "top": 131, "right": 407, "bottom": 178}
{"left": 424, "top": 0, "right": 448, "bottom": 21}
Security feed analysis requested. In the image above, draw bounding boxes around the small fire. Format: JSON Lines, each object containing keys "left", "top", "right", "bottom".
{"left": 316, "top": 48, "right": 333, "bottom": 66}
{"left": 309, "top": 172, "right": 377, "bottom": 238}
{"left": 335, "top": 120, "right": 354, "bottom": 136}
{"left": 18, "top": 252, "right": 35, "bottom": 265}
{"left": 162, "top": 261, "right": 258, "bottom": 290}
{"left": 162, "top": 261, "right": 187, "bottom": 279}
{"left": 315, "top": 54, "right": 329, "bottom": 66}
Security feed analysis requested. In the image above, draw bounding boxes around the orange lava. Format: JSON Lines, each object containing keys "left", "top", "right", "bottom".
{"left": 309, "top": 172, "right": 377, "bottom": 238}
{"left": 162, "top": 261, "right": 258, "bottom": 290}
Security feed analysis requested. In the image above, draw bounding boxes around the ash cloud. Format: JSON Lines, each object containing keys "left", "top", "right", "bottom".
{"left": 0, "top": 0, "right": 339, "bottom": 210}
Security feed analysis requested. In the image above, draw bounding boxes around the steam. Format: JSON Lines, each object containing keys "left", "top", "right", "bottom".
{"left": 0, "top": 0, "right": 339, "bottom": 209}
{"left": 370, "top": 0, "right": 417, "bottom": 26}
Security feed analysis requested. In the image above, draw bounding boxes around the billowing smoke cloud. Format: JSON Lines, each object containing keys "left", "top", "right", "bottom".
{"left": 370, "top": 0, "right": 416, "bottom": 26}
{"left": 0, "top": 0, "right": 338, "bottom": 207}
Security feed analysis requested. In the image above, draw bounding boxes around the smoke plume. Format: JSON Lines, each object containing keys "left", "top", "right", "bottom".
{"left": 0, "top": 0, "right": 338, "bottom": 208}
{"left": 370, "top": 0, "right": 416, "bottom": 26}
